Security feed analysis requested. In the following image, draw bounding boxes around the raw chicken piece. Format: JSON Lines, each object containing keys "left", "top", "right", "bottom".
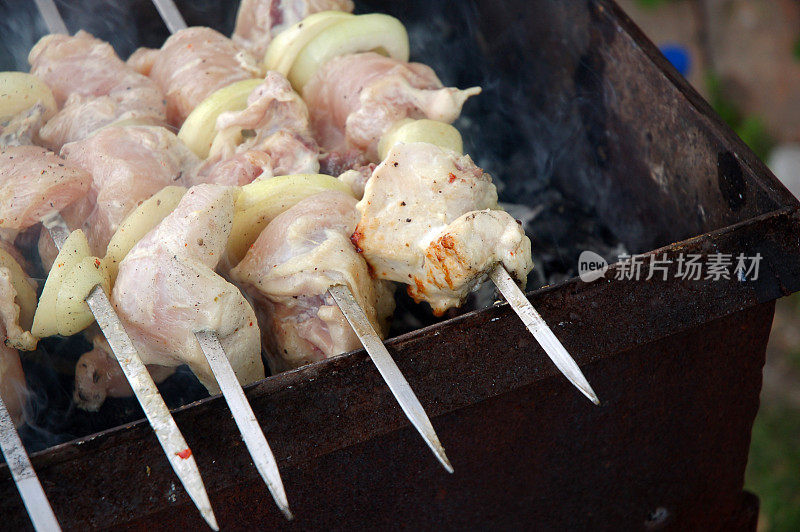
{"left": 73, "top": 335, "right": 175, "bottom": 412}
{"left": 38, "top": 126, "right": 199, "bottom": 266}
{"left": 303, "top": 52, "right": 481, "bottom": 161}
{"left": 113, "top": 184, "right": 264, "bottom": 393}
{"left": 337, "top": 163, "right": 376, "bottom": 199}
{"left": 29, "top": 31, "right": 167, "bottom": 150}
{"left": 352, "top": 142, "right": 533, "bottom": 315}
{"left": 233, "top": 0, "right": 355, "bottom": 58}
{"left": 231, "top": 190, "right": 394, "bottom": 373}
{"left": 0, "top": 145, "right": 91, "bottom": 232}
{"left": 0, "top": 268, "right": 36, "bottom": 351}
{"left": 126, "top": 47, "right": 159, "bottom": 76}
{"left": 212, "top": 72, "right": 319, "bottom": 176}
{"left": 147, "top": 28, "right": 261, "bottom": 127}
{"left": 0, "top": 344, "right": 25, "bottom": 428}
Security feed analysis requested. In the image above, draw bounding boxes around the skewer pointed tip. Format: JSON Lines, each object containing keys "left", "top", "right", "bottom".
{"left": 441, "top": 455, "right": 455, "bottom": 474}
{"left": 202, "top": 510, "right": 219, "bottom": 531}
{"left": 489, "top": 265, "right": 601, "bottom": 407}
{"left": 281, "top": 506, "right": 295, "bottom": 521}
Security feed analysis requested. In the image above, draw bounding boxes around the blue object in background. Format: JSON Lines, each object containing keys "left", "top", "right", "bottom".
{"left": 660, "top": 44, "right": 691, "bottom": 77}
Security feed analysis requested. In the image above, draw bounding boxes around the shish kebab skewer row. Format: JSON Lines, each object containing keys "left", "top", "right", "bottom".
{"left": 168, "top": 4, "right": 598, "bottom": 404}
{"left": 150, "top": 0, "right": 454, "bottom": 473}
{"left": 2, "top": 1, "right": 461, "bottom": 526}
{"left": 4, "top": 0, "right": 592, "bottom": 524}
{"left": 1, "top": 4, "right": 220, "bottom": 530}
{"left": 0, "top": 1, "right": 348, "bottom": 527}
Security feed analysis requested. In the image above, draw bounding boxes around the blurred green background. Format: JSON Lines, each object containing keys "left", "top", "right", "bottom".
{"left": 623, "top": 1, "right": 800, "bottom": 530}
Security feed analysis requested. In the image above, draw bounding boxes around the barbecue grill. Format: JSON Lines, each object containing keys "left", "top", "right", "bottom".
{"left": 2, "top": 0, "right": 799, "bottom": 529}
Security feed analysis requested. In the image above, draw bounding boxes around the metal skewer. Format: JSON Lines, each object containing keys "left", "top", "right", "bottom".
{"left": 32, "top": 1, "right": 219, "bottom": 527}
{"left": 329, "top": 286, "right": 453, "bottom": 472}
{"left": 43, "top": 214, "right": 219, "bottom": 530}
{"left": 0, "top": 395, "right": 61, "bottom": 531}
{"left": 195, "top": 331, "right": 292, "bottom": 520}
{"left": 489, "top": 265, "right": 600, "bottom": 405}
{"left": 152, "top": 0, "right": 452, "bottom": 473}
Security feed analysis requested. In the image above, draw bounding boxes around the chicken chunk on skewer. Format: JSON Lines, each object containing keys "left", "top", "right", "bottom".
{"left": 0, "top": 254, "right": 35, "bottom": 427}
{"left": 29, "top": 31, "right": 167, "bottom": 150}
{"left": 352, "top": 142, "right": 533, "bottom": 316}
{"left": 0, "top": 145, "right": 91, "bottom": 237}
{"left": 113, "top": 184, "right": 264, "bottom": 393}
{"left": 147, "top": 27, "right": 261, "bottom": 127}
{"left": 233, "top": 0, "right": 355, "bottom": 58}
{"left": 231, "top": 190, "right": 394, "bottom": 373}
{"left": 303, "top": 52, "right": 480, "bottom": 162}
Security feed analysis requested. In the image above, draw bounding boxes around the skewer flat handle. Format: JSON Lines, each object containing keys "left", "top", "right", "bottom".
{"left": 152, "top": 0, "right": 188, "bottom": 33}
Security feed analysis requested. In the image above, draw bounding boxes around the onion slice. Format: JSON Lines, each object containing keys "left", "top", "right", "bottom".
{"left": 290, "top": 13, "right": 409, "bottom": 92}
{"left": 264, "top": 11, "right": 355, "bottom": 76}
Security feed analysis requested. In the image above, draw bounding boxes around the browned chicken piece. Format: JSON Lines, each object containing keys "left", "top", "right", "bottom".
{"left": 353, "top": 142, "right": 533, "bottom": 315}
{"left": 231, "top": 190, "right": 394, "bottom": 373}
{"left": 29, "top": 31, "right": 167, "bottom": 150}
{"left": 233, "top": 0, "right": 355, "bottom": 58}
{"left": 147, "top": 27, "right": 262, "bottom": 127}
{"left": 303, "top": 52, "right": 480, "bottom": 161}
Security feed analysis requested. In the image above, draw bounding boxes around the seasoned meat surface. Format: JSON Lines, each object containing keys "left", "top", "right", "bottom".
{"left": 303, "top": 52, "right": 480, "bottom": 160}
{"left": 0, "top": 145, "right": 90, "bottom": 232}
{"left": 113, "top": 184, "right": 264, "bottom": 393}
{"left": 29, "top": 31, "right": 167, "bottom": 150}
{"left": 38, "top": 126, "right": 199, "bottom": 267}
{"left": 353, "top": 142, "right": 533, "bottom": 315}
{"left": 231, "top": 190, "right": 394, "bottom": 373}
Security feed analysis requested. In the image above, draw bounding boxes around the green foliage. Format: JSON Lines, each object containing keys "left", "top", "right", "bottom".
{"left": 793, "top": 36, "right": 800, "bottom": 61}
{"left": 635, "top": 0, "right": 672, "bottom": 8}
{"left": 706, "top": 72, "right": 774, "bottom": 161}
{"left": 746, "top": 402, "right": 800, "bottom": 531}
